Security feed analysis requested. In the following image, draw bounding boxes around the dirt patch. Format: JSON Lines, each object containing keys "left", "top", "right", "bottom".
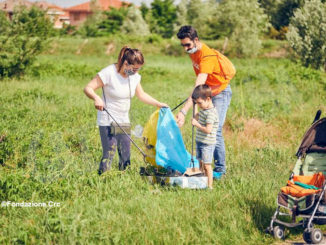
{"left": 0, "top": 134, "right": 5, "bottom": 143}
{"left": 263, "top": 48, "right": 288, "bottom": 58}
{"left": 105, "top": 43, "right": 115, "bottom": 55}
{"left": 224, "top": 118, "right": 286, "bottom": 149}
{"left": 272, "top": 234, "right": 326, "bottom": 244}
{"left": 76, "top": 39, "right": 88, "bottom": 55}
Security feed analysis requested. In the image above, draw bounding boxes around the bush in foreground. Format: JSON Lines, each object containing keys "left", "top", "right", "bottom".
{"left": 0, "top": 7, "right": 53, "bottom": 78}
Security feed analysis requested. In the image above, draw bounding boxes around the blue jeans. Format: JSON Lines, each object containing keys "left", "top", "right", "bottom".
{"left": 196, "top": 141, "right": 215, "bottom": 164}
{"left": 212, "top": 85, "right": 232, "bottom": 174}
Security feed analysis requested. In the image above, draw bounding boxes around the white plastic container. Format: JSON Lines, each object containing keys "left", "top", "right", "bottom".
{"left": 145, "top": 176, "right": 208, "bottom": 189}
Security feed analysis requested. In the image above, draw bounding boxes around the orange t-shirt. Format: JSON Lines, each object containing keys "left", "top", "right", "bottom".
{"left": 190, "top": 43, "right": 229, "bottom": 96}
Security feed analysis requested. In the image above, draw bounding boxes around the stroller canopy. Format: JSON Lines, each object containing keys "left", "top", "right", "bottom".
{"left": 296, "top": 117, "right": 326, "bottom": 157}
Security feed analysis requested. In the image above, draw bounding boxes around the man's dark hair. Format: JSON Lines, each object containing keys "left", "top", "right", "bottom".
{"left": 177, "top": 26, "right": 198, "bottom": 40}
{"left": 192, "top": 84, "right": 212, "bottom": 101}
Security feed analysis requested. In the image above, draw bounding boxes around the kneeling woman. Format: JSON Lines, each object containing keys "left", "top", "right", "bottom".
{"left": 84, "top": 47, "right": 168, "bottom": 174}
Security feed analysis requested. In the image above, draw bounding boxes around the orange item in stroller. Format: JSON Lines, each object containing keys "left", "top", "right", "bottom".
{"left": 281, "top": 172, "right": 325, "bottom": 198}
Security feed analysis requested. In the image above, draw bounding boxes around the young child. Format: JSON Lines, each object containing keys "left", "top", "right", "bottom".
{"left": 191, "top": 84, "right": 219, "bottom": 189}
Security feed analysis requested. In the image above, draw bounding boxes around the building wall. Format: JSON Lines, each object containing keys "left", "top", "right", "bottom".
{"left": 69, "top": 11, "right": 90, "bottom": 26}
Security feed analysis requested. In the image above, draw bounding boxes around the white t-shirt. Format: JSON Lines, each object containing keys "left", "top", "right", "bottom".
{"left": 97, "top": 64, "right": 141, "bottom": 126}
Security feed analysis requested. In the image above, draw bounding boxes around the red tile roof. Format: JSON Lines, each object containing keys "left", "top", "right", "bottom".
{"left": 0, "top": 0, "right": 33, "bottom": 12}
{"left": 0, "top": 0, "right": 65, "bottom": 13}
{"left": 35, "top": 1, "right": 63, "bottom": 10}
{"left": 66, "top": 0, "right": 126, "bottom": 12}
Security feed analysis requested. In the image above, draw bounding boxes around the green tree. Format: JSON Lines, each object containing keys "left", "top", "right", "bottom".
{"left": 173, "top": 0, "right": 188, "bottom": 34}
{"left": 140, "top": 2, "right": 150, "bottom": 19}
{"left": 148, "top": 0, "right": 177, "bottom": 38}
{"left": 98, "top": 7, "right": 128, "bottom": 36}
{"left": 259, "top": 0, "right": 326, "bottom": 39}
{"left": 121, "top": 5, "right": 150, "bottom": 35}
{"left": 272, "top": 0, "right": 304, "bottom": 30}
{"left": 174, "top": 0, "right": 218, "bottom": 39}
{"left": 286, "top": 0, "right": 326, "bottom": 70}
{"left": 186, "top": 0, "right": 217, "bottom": 39}
{"left": 258, "top": 0, "right": 280, "bottom": 17}
{"left": 216, "top": 0, "right": 269, "bottom": 57}
{"left": 0, "top": 11, "right": 9, "bottom": 34}
{"left": 78, "top": 7, "right": 128, "bottom": 37}
{"left": 0, "top": 6, "right": 53, "bottom": 78}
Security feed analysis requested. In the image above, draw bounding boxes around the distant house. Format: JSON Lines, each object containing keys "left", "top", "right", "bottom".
{"left": 0, "top": 0, "right": 70, "bottom": 28}
{"left": 66, "top": 0, "right": 128, "bottom": 26}
{"left": 36, "top": 1, "right": 70, "bottom": 28}
{"left": 0, "top": 0, "right": 33, "bottom": 19}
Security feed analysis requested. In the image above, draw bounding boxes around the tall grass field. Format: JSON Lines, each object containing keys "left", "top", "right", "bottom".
{"left": 0, "top": 37, "right": 326, "bottom": 244}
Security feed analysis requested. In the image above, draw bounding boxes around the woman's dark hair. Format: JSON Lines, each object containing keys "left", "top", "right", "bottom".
{"left": 177, "top": 26, "right": 198, "bottom": 40}
{"left": 117, "top": 46, "right": 144, "bottom": 72}
{"left": 192, "top": 84, "right": 212, "bottom": 101}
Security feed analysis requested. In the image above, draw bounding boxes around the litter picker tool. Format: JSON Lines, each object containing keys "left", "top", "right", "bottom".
{"left": 103, "top": 108, "right": 148, "bottom": 163}
{"left": 171, "top": 98, "right": 188, "bottom": 112}
{"left": 184, "top": 102, "right": 202, "bottom": 176}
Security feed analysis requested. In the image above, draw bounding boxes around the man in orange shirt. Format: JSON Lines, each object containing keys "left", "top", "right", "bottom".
{"left": 176, "top": 25, "right": 233, "bottom": 177}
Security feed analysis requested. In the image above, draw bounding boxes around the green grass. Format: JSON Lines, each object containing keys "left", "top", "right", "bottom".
{"left": 0, "top": 37, "right": 326, "bottom": 244}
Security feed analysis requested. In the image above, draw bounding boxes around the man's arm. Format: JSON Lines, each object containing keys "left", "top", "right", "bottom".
{"left": 176, "top": 73, "right": 208, "bottom": 127}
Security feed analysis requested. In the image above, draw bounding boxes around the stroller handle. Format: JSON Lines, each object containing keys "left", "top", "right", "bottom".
{"left": 312, "top": 110, "right": 322, "bottom": 124}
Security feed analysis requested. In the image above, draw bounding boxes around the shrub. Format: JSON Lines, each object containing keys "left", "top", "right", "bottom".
{"left": 268, "top": 26, "right": 288, "bottom": 40}
{"left": 216, "top": 0, "right": 270, "bottom": 57}
{"left": 148, "top": 0, "right": 177, "bottom": 38}
{"left": 59, "top": 24, "right": 77, "bottom": 36}
{"left": 97, "top": 8, "right": 128, "bottom": 36}
{"left": 146, "top": 34, "right": 163, "bottom": 44}
{"left": 286, "top": 0, "right": 326, "bottom": 70}
{"left": 162, "top": 41, "right": 186, "bottom": 56}
{"left": 0, "top": 6, "right": 53, "bottom": 78}
{"left": 0, "top": 11, "right": 9, "bottom": 34}
{"left": 77, "top": 7, "right": 128, "bottom": 37}
{"left": 121, "top": 5, "right": 150, "bottom": 36}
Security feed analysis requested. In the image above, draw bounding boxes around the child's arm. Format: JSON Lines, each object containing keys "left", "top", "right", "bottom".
{"left": 191, "top": 119, "right": 213, "bottom": 134}
{"left": 194, "top": 112, "right": 199, "bottom": 120}
{"left": 193, "top": 104, "right": 199, "bottom": 120}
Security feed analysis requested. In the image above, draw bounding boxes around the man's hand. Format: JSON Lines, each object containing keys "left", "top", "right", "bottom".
{"left": 176, "top": 112, "right": 185, "bottom": 127}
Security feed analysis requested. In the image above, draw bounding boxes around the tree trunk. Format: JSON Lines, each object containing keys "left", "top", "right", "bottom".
{"left": 222, "top": 37, "right": 228, "bottom": 54}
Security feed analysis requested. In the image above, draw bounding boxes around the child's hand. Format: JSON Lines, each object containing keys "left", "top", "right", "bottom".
{"left": 192, "top": 118, "right": 200, "bottom": 127}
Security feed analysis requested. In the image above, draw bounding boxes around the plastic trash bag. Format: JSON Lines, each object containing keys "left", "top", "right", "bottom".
{"left": 142, "top": 109, "right": 160, "bottom": 167}
{"left": 132, "top": 124, "right": 144, "bottom": 138}
{"left": 155, "top": 108, "right": 198, "bottom": 174}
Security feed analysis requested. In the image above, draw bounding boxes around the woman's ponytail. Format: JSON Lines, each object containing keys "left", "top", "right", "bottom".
{"left": 116, "top": 46, "right": 144, "bottom": 72}
{"left": 117, "top": 46, "right": 130, "bottom": 72}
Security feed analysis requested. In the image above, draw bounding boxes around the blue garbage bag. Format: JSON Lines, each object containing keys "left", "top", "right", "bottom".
{"left": 155, "top": 108, "right": 199, "bottom": 174}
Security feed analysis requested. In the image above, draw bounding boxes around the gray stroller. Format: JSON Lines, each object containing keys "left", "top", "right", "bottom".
{"left": 266, "top": 110, "right": 326, "bottom": 244}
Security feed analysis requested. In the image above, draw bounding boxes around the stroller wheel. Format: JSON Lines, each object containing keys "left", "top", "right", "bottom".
{"left": 273, "top": 226, "right": 285, "bottom": 240}
{"left": 310, "top": 228, "right": 323, "bottom": 244}
{"left": 303, "top": 229, "right": 312, "bottom": 244}
{"left": 265, "top": 226, "right": 272, "bottom": 234}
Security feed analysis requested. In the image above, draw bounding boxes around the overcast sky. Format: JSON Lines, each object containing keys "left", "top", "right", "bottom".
{"left": 0, "top": 0, "right": 150, "bottom": 7}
